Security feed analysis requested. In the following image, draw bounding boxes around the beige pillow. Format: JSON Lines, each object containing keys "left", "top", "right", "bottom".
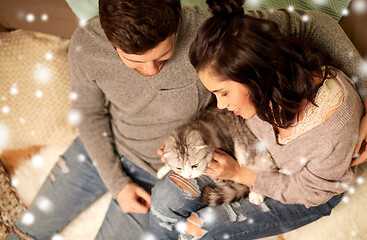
{"left": 0, "top": 30, "right": 78, "bottom": 151}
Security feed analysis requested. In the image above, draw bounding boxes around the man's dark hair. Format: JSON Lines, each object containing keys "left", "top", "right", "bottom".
{"left": 99, "top": 0, "right": 181, "bottom": 54}
{"left": 190, "top": 0, "right": 331, "bottom": 129}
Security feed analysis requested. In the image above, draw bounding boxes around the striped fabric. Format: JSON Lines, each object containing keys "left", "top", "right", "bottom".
{"left": 182, "top": 0, "right": 351, "bottom": 21}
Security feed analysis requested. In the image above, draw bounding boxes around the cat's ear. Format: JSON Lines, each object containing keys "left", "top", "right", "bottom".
{"left": 163, "top": 152, "right": 177, "bottom": 160}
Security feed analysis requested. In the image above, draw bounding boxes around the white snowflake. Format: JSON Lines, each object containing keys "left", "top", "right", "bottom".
{"left": 10, "top": 83, "right": 19, "bottom": 95}
{"left": 78, "top": 153, "right": 86, "bottom": 162}
{"left": 26, "top": 13, "right": 35, "bottom": 22}
{"left": 348, "top": 51, "right": 354, "bottom": 58}
{"left": 255, "top": 140, "right": 267, "bottom": 152}
{"left": 2, "top": 105, "right": 10, "bottom": 115}
{"left": 31, "top": 130, "right": 35, "bottom": 136}
{"left": 223, "top": 233, "right": 230, "bottom": 239}
{"left": 51, "top": 234, "right": 63, "bottom": 240}
{"left": 36, "top": 196, "right": 53, "bottom": 212}
{"left": 102, "top": 131, "right": 108, "bottom": 137}
{"left": 342, "top": 8, "right": 349, "bottom": 16}
{"left": 75, "top": 45, "right": 82, "bottom": 52}
{"left": 351, "top": 0, "right": 367, "bottom": 14}
{"left": 0, "top": 122, "right": 10, "bottom": 151}
{"left": 348, "top": 187, "right": 356, "bottom": 195}
{"left": 11, "top": 178, "right": 19, "bottom": 187}
{"left": 34, "top": 64, "right": 52, "bottom": 84}
{"left": 246, "top": 0, "right": 262, "bottom": 7}
{"left": 175, "top": 221, "right": 187, "bottom": 233}
{"left": 356, "top": 176, "right": 364, "bottom": 185}
{"left": 70, "top": 92, "right": 78, "bottom": 101}
{"left": 41, "top": 13, "right": 49, "bottom": 21}
{"left": 1, "top": 96, "right": 6, "bottom": 101}
{"left": 351, "top": 230, "right": 357, "bottom": 237}
{"left": 312, "top": 0, "right": 327, "bottom": 5}
{"left": 35, "top": 90, "right": 43, "bottom": 98}
{"left": 32, "top": 154, "right": 44, "bottom": 168}
{"left": 68, "top": 109, "right": 82, "bottom": 125}
{"left": 342, "top": 196, "right": 350, "bottom": 203}
{"left": 18, "top": 55, "right": 23, "bottom": 60}
{"left": 140, "top": 232, "right": 156, "bottom": 240}
{"left": 247, "top": 218, "right": 254, "bottom": 224}
{"left": 45, "top": 52, "right": 53, "bottom": 61}
{"left": 287, "top": 6, "right": 295, "bottom": 12}
{"left": 20, "top": 213, "right": 35, "bottom": 225}
{"left": 299, "top": 157, "right": 307, "bottom": 164}
{"left": 301, "top": 14, "right": 309, "bottom": 22}
{"left": 79, "top": 19, "right": 87, "bottom": 27}
{"left": 200, "top": 207, "right": 216, "bottom": 224}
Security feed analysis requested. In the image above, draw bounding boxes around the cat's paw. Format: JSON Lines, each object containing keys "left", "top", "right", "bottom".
{"left": 157, "top": 165, "right": 171, "bottom": 179}
{"left": 249, "top": 192, "right": 265, "bottom": 205}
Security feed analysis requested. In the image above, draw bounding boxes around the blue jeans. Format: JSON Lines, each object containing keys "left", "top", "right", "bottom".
{"left": 149, "top": 173, "right": 343, "bottom": 240}
{"left": 6, "top": 137, "right": 157, "bottom": 240}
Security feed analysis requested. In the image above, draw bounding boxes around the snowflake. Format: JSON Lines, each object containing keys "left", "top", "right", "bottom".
{"left": 246, "top": 0, "right": 262, "bottom": 7}
{"left": 223, "top": 233, "right": 230, "bottom": 239}
{"left": 342, "top": 8, "right": 349, "bottom": 16}
{"left": 1, "top": 96, "right": 5, "bottom": 101}
{"left": 102, "top": 131, "right": 108, "bottom": 137}
{"left": 32, "top": 154, "right": 44, "bottom": 168}
{"left": 70, "top": 92, "right": 78, "bottom": 101}
{"left": 45, "top": 52, "right": 53, "bottom": 61}
{"left": 41, "top": 14, "right": 49, "bottom": 21}
{"left": 255, "top": 140, "right": 267, "bottom": 152}
{"left": 68, "top": 109, "right": 82, "bottom": 125}
{"left": 34, "top": 64, "right": 52, "bottom": 84}
{"left": 351, "top": 0, "right": 367, "bottom": 14}
{"left": 0, "top": 122, "right": 10, "bottom": 150}
{"left": 11, "top": 178, "right": 19, "bottom": 187}
{"left": 348, "top": 187, "right": 356, "bottom": 195}
{"left": 299, "top": 157, "right": 307, "bottom": 164}
{"left": 36, "top": 196, "right": 53, "bottom": 212}
{"left": 301, "top": 15, "right": 309, "bottom": 22}
{"left": 51, "top": 234, "right": 63, "bottom": 240}
{"left": 10, "top": 83, "right": 19, "bottom": 95}
{"left": 35, "top": 90, "right": 43, "bottom": 98}
{"left": 78, "top": 154, "right": 86, "bottom": 162}
{"left": 287, "top": 6, "right": 295, "bottom": 12}
{"left": 140, "top": 232, "right": 156, "bottom": 240}
{"left": 351, "top": 231, "right": 357, "bottom": 237}
{"left": 174, "top": 221, "right": 187, "bottom": 233}
{"left": 200, "top": 207, "right": 216, "bottom": 224}
{"left": 18, "top": 55, "right": 23, "bottom": 60}
{"left": 31, "top": 130, "right": 35, "bottom": 136}
{"left": 2, "top": 105, "right": 10, "bottom": 115}
{"left": 342, "top": 196, "right": 350, "bottom": 203}
{"left": 20, "top": 213, "right": 35, "bottom": 225}
{"left": 26, "top": 13, "right": 35, "bottom": 22}
{"left": 247, "top": 218, "right": 254, "bottom": 224}
{"left": 356, "top": 176, "right": 364, "bottom": 185}
{"left": 313, "top": 0, "right": 327, "bottom": 5}
{"left": 79, "top": 19, "right": 87, "bottom": 27}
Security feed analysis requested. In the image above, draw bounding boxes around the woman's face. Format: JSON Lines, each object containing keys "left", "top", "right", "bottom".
{"left": 198, "top": 68, "right": 256, "bottom": 119}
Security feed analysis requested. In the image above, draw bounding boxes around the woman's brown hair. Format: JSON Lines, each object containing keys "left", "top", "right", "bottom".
{"left": 189, "top": 0, "right": 331, "bottom": 128}
{"left": 99, "top": 0, "right": 181, "bottom": 54}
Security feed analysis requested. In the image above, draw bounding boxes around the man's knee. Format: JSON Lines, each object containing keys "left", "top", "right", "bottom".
{"left": 168, "top": 173, "right": 199, "bottom": 198}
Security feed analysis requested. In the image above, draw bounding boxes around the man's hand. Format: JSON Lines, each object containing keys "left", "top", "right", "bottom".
{"left": 115, "top": 182, "right": 151, "bottom": 214}
{"left": 157, "top": 137, "right": 168, "bottom": 163}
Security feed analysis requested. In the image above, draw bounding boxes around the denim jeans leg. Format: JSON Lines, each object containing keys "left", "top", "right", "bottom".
{"left": 7, "top": 137, "right": 109, "bottom": 240}
{"left": 94, "top": 158, "right": 158, "bottom": 240}
{"left": 149, "top": 174, "right": 344, "bottom": 240}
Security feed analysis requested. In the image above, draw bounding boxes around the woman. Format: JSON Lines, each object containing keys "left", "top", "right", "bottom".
{"left": 148, "top": 0, "right": 363, "bottom": 239}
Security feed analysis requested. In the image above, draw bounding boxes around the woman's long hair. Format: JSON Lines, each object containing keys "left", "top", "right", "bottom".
{"left": 189, "top": 0, "right": 330, "bottom": 128}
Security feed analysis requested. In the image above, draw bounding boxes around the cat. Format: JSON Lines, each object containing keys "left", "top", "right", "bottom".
{"left": 157, "top": 107, "right": 278, "bottom": 206}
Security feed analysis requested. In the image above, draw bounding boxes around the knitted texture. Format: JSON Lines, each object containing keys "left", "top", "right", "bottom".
{"left": 0, "top": 30, "right": 78, "bottom": 151}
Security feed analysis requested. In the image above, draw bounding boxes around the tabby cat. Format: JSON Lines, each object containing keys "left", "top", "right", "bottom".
{"left": 157, "top": 107, "right": 277, "bottom": 206}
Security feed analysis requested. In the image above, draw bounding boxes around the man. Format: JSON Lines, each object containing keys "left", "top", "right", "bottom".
{"left": 8, "top": 0, "right": 367, "bottom": 239}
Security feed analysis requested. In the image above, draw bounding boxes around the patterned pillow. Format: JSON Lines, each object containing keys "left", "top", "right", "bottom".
{"left": 0, "top": 30, "right": 78, "bottom": 151}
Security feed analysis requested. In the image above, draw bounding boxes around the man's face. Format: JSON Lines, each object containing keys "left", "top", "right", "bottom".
{"left": 116, "top": 34, "right": 176, "bottom": 76}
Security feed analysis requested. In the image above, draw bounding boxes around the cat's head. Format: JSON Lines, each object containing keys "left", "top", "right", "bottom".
{"left": 163, "top": 129, "right": 214, "bottom": 179}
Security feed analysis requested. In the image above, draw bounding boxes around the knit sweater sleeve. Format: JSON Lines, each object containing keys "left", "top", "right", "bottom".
{"left": 68, "top": 29, "right": 130, "bottom": 197}
{"left": 253, "top": 127, "right": 355, "bottom": 207}
{"left": 246, "top": 9, "right": 367, "bottom": 100}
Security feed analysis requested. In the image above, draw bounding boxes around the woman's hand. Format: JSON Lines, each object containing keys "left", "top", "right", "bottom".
{"left": 205, "top": 149, "right": 241, "bottom": 181}
{"left": 205, "top": 149, "right": 256, "bottom": 186}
